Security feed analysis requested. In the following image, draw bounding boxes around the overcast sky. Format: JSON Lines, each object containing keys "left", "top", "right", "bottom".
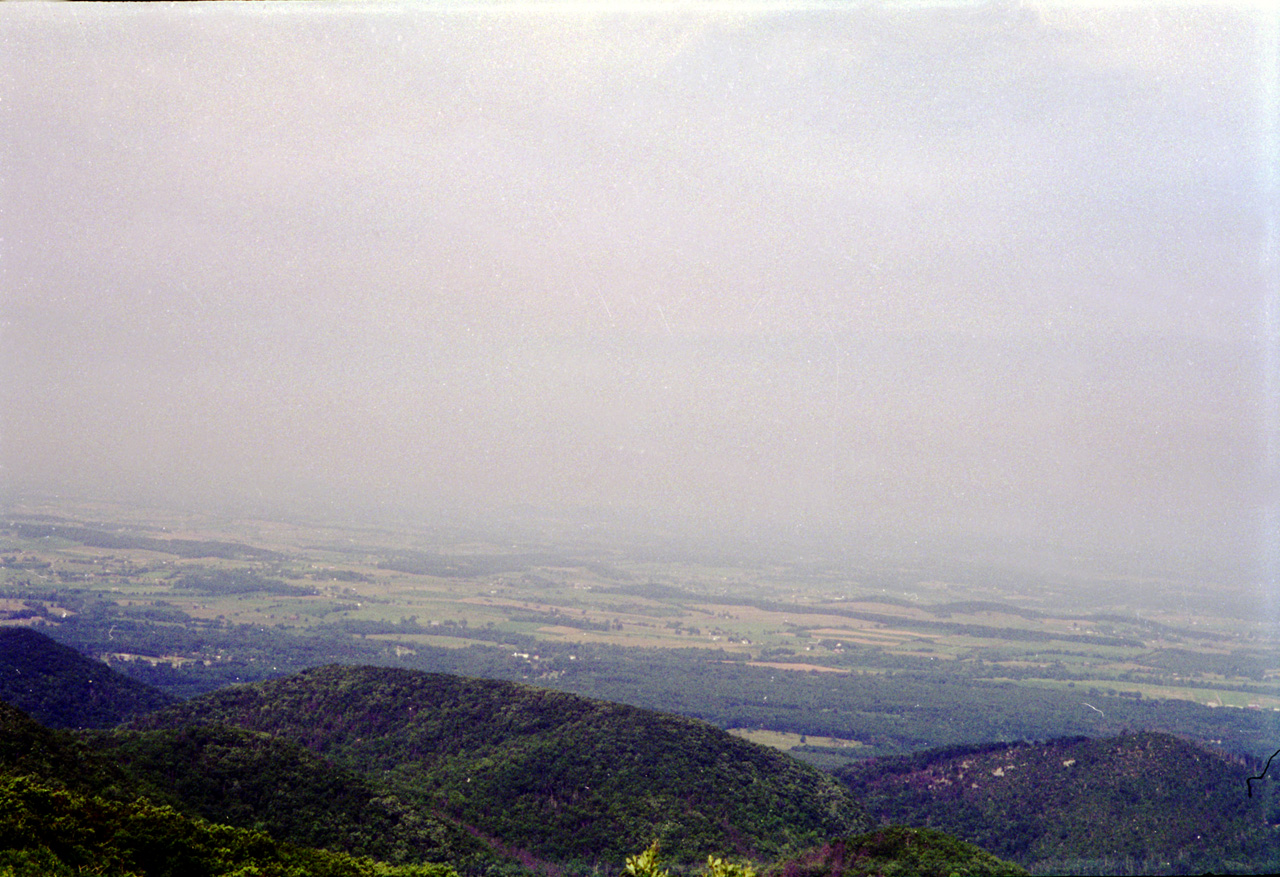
{"left": 1, "top": 2, "right": 1277, "bottom": 576}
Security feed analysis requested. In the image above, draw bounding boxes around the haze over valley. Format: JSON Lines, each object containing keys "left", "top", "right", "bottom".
{"left": 3, "top": 2, "right": 1275, "bottom": 582}
{"left": 2, "top": 2, "right": 1279, "bottom": 875}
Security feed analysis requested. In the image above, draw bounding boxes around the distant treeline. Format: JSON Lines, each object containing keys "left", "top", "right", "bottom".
{"left": 2, "top": 521, "right": 281, "bottom": 561}
{"left": 171, "top": 570, "right": 318, "bottom": 597}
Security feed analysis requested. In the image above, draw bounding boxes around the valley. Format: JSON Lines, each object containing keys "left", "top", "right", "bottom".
{"left": 2, "top": 630, "right": 1026, "bottom": 877}
{"left": 2, "top": 622, "right": 1277, "bottom": 876}
{"left": 3, "top": 500, "right": 1279, "bottom": 763}
{"left": 4, "top": 501, "right": 1280, "bottom": 874}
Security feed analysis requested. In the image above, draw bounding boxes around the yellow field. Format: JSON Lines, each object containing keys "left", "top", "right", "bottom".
{"left": 728, "top": 728, "right": 867, "bottom": 751}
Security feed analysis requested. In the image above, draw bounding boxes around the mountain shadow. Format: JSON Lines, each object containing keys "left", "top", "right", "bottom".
{"left": 0, "top": 626, "right": 175, "bottom": 729}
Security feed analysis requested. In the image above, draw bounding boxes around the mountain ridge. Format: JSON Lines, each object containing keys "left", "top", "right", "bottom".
{"left": 126, "top": 663, "right": 868, "bottom": 867}
{"left": 837, "top": 731, "right": 1280, "bottom": 874}
{"left": 0, "top": 626, "right": 175, "bottom": 729}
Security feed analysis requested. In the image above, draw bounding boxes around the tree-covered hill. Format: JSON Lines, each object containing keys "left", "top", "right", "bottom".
{"left": 0, "top": 771, "right": 457, "bottom": 877}
{"left": 127, "top": 664, "right": 869, "bottom": 869}
{"left": 0, "top": 699, "right": 142, "bottom": 801}
{"left": 0, "top": 698, "right": 457, "bottom": 877}
{"left": 837, "top": 731, "right": 1280, "bottom": 875}
{"left": 0, "top": 773, "right": 419, "bottom": 875}
{"left": 87, "top": 723, "right": 497, "bottom": 872}
{"left": 0, "top": 641, "right": 1030, "bottom": 877}
{"left": 0, "top": 626, "right": 175, "bottom": 729}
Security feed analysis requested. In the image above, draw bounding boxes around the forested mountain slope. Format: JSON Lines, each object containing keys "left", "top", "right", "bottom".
{"left": 0, "top": 692, "right": 1028, "bottom": 877}
{"left": 0, "top": 635, "right": 1030, "bottom": 877}
{"left": 127, "top": 664, "right": 869, "bottom": 868}
{"left": 88, "top": 723, "right": 496, "bottom": 871}
{"left": 837, "top": 731, "right": 1280, "bottom": 875}
{"left": 0, "top": 699, "right": 456, "bottom": 877}
{"left": 0, "top": 774, "right": 426, "bottom": 877}
{"left": 0, "top": 626, "right": 174, "bottom": 728}
{"left": 0, "top": 699, "right": 140, "bottom": 799}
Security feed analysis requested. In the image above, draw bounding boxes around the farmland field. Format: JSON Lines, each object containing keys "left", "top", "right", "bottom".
{"left": 3, "top": 499, "right": 1279, "bottom": 761}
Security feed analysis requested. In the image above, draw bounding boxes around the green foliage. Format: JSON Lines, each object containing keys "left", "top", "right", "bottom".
{"left": 623, "top": 843, "right": 759, "bottom": 877}
{"left": 0, "top": 701, "right": 144, "bottom": 805}
{"left": 625, "top": 832, "right": 1019, "bottom": 877}
{"left": 371, "top": 866, "right": 461, "bottom": 877}
{"left": 0, "top": 772, "right": 408, "bottom": 877}
{"left": 625, "top": 842, "right": 668, "bottom": 877}
{"left": 87, "top": 724, "right": 493, "bottom": 871}
{"left": 1, "top": 697, "right": 466, "bottom": 877}
{"left": 704, "top": 854, "right": 756, "bottom": 877}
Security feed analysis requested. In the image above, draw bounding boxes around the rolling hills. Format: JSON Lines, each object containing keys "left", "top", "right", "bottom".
{"left": 125, "top": 664, "right": 869, "bottom": 869}
{"left": 86, "top": 722, "right": 495, "bottom": 871}
{"left": 3, "top": 624, "right": 1178, "bottom": 876}
{"left": 0, "top": 699, "right": 457, "bottom": 877}
{"left": 1, "top": 629, "right": 888, "bottom": 873}
{"left": 837, "top": 732, "right": 1280, "bottom": 875}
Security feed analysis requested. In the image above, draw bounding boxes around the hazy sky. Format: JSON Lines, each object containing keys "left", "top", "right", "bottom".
{"left": 2, "top": 2, "right": 1277, "bottom": 573}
